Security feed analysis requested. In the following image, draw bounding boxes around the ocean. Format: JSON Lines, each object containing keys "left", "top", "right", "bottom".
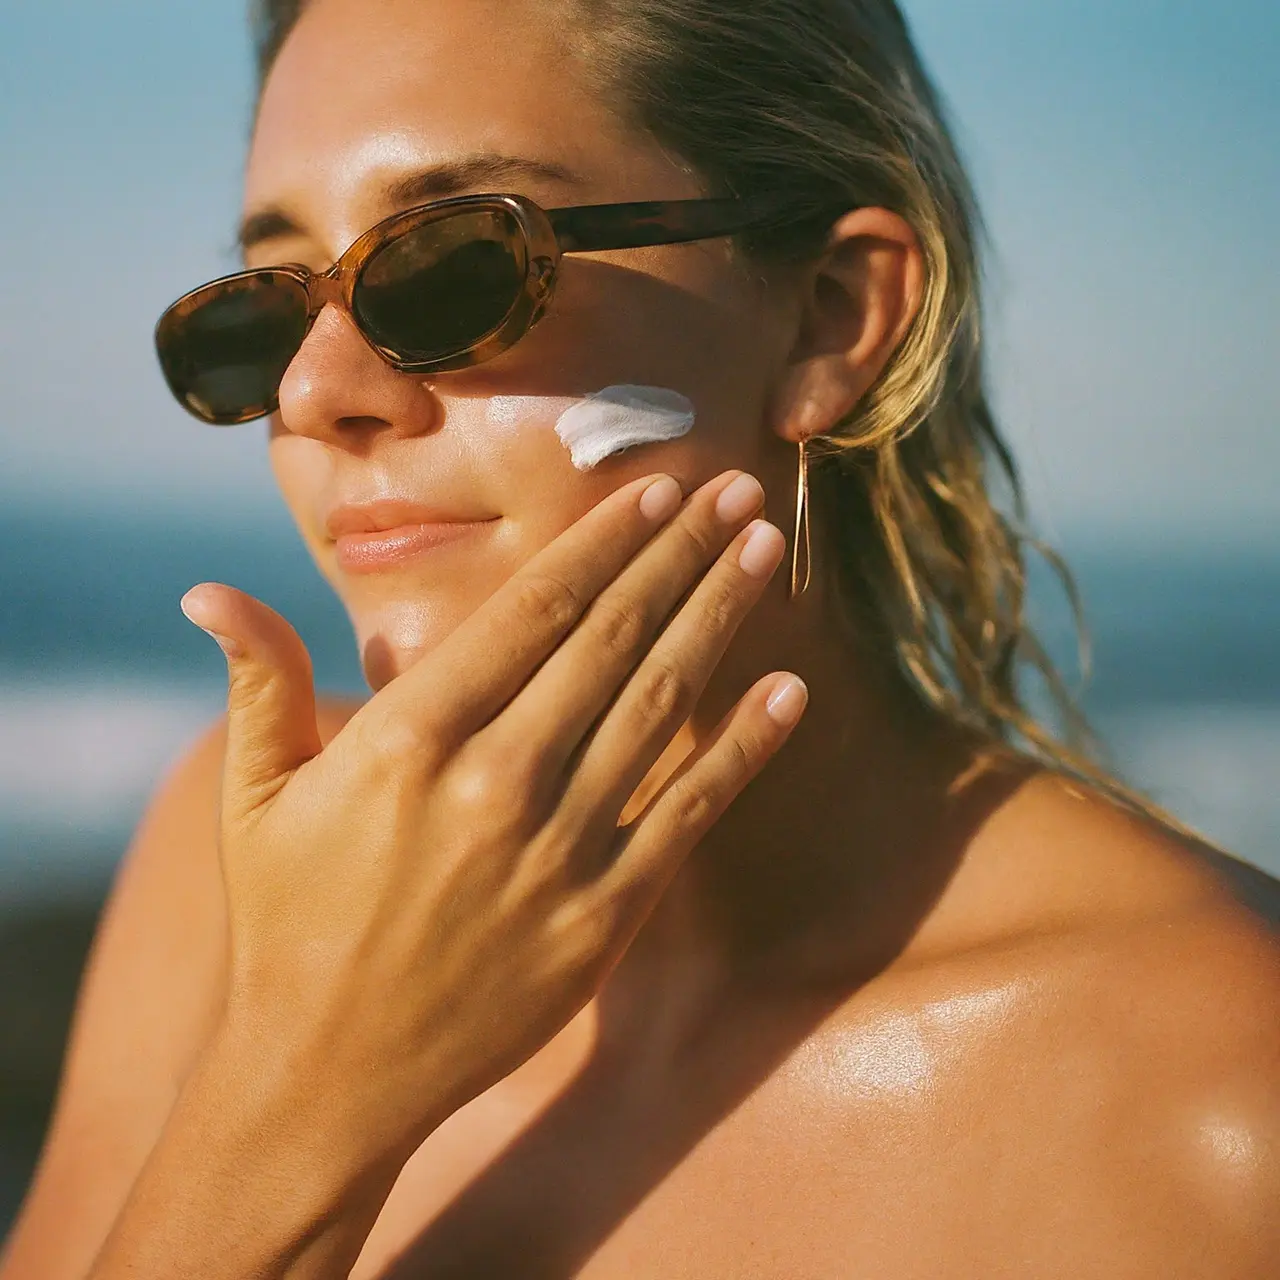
{"left": 2, "top": 500, "right": 1278, "bottom": 899}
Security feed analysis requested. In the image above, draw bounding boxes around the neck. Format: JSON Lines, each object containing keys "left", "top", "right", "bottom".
{"left": 597, "top": 572, "right": 1032, "bottom": 1054}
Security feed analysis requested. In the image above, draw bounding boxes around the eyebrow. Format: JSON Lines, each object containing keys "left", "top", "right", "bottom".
{"left": 236, "top": 154, "right": 587, "bottom": 258}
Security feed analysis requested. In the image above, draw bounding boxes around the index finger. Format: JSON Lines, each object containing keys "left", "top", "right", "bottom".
{"left": 361, "top": 471, "right": 687, "bottom": 749}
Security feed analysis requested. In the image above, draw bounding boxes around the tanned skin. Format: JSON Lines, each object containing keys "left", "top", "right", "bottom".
{"left": 3, "top": 1, "right": 1277, "bottom": 1276}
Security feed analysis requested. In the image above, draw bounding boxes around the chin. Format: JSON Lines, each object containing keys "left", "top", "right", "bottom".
{"left": 350, "top": 596, "right": 464, "bottom": 692}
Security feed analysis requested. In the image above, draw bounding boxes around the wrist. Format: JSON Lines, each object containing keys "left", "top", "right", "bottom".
{"left": 204, "top": 1000, "right": 456, "bottom": 1188}
{"left": 188, "top": 1024, "right": 401, "bottom": 1223}
{"left": 89, "top": 1018, "right": 418, "bottom": 1280}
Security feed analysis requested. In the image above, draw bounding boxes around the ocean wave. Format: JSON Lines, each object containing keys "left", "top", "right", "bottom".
{"left": 0, "top": 679, "right": 222, "bottom": 830}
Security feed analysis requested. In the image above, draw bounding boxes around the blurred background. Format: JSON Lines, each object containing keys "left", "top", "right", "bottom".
{"left": 1, "top": 0, "right": 1276, "bottom": 1233}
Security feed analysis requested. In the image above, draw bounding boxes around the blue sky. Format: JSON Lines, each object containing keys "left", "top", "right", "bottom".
{"left": 2, "top": 0, "right": 1276, "bottom": 551}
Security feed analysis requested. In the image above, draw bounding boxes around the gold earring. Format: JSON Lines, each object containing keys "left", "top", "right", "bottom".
{"left": 790, "top": 437, "right": 812, "bottom": 600}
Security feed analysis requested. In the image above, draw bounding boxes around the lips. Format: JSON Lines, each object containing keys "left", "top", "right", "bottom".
{"left": 324, "top": 499, "right": 500, "bottom": 574}
{"left": 325, "top": 499, "right": 488, "bottom": 540}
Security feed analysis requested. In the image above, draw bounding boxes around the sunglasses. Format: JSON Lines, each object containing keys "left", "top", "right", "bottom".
{"left": 154, "top": 191, "right": 828, "bottom": 426}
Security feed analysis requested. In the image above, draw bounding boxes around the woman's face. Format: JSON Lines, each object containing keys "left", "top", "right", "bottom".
{"left": 246, "top": 0, "right": 799, "bottom": 691}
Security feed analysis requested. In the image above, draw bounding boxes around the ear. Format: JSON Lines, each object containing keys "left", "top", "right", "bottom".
{"left": 767, "top": 207, "right": 926, "bottom": 443}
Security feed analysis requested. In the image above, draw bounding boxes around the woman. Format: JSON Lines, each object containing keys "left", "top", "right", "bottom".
{"left": 4, "top": 0, "right": 1277, "bottom": 1275}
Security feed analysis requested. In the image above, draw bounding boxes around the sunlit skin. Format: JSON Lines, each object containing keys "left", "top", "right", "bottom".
{"left": 2, "top": 1, "right": 1278, "bottom": 1277}
{"left": 251, "top": 11, "right": 791, "bottom": 694}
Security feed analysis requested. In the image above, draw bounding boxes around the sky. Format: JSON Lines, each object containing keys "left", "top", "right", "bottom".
{"left": 1, "top": 0, "right": 1277, "bottom": 552}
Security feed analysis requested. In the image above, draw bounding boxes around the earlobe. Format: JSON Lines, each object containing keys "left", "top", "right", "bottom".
{"left": 767, "top": 207, "right": 925, "bottom": 445}
{"left": 768, "top": 358, "right": 869, "bottom": 444}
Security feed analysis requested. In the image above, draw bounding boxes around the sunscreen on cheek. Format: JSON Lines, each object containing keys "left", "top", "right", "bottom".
{"left": 553, "top": 385, "right": 696, "bottom": 471}
{"left": 486, "top": 386, "right": 697, "bottom": 470}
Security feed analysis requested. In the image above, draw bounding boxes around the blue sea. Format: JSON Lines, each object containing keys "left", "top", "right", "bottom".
{"left": 1, "top": 500, "right": 1278, "bottom": 902}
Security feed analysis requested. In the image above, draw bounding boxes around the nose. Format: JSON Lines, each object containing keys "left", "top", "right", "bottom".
{"left": 274, "top": 302, "right": 443, "bottom": 443}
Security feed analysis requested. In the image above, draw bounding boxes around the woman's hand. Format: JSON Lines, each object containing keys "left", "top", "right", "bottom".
{"left": 178, "top": 469, "right": 806, "bottom": 1171}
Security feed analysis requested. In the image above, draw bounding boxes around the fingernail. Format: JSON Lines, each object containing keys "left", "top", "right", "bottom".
{"left": 738, "top": 520, "right": 786, "bottom": 579}
{"left": 639, "top": 475, "right": 683, "bottom": 521}
{"left": 180, "top": 596, "right": 240, "bottom": 658}
{"left": 715, "top": 473, "right": 765, "bottom": 523}
{"left": 766, "top": 675, "right": 809, "bottom": 728}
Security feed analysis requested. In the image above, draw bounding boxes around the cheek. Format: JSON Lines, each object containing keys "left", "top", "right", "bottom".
{"left": 260, "top": 261, "right": 782, "bottom": 692}
{"left": 489, "top": 387, "right": 695, "bottom": 472}
{"left": 268, "top": 423, "right": 331, "bottom": 539}
{"left": 464, "top": 275, "right": 776, "bottom": 490}
{"left": 540, "top": 256, "right": 778, "bottom": 464}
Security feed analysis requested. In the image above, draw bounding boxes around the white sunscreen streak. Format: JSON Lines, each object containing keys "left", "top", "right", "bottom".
{"left": 555, "top": 386, "right": 696, "bottom": 471}
{"left": 486, "top": 386, "right": 696, "bottom": 471}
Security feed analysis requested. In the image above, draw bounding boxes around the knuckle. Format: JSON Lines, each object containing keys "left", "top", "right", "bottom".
{"left": 723, "top": 734, "right": 757, "bottom": 786}
{"left": 699, "top": 579, "right": 745, "bottom": 634}
{"left": 353, "top": 710, "right": 436, "bottom": 776}
{"left": 225, "top": 660, "right": 287, "bottom": 709}
{"left": 634, "top": 657, "right": 691, "bottom": 722}
{"left": 667, "top": 734, "right": 762, "bottom": 835}
{"left": 512, "top": 571, "right": 585, "bottom": 636}
{"left": 668, "top": 778, "right": 719, "bottom": 833}
{"left": 448, "top": 741, "right": 544, "bottom": 818}
{"left": 587, "top": 595, "right": 648, "bottom": 662}
{"left": 446, "top": 760, "right": 514, "bottom": 814}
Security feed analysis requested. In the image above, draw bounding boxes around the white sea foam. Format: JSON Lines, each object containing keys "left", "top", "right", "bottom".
{"left": 0, "top": 679, "right": 219, "bottom": 826}
{"left": 0, "top": 679, "right": 221, "bottom": 896}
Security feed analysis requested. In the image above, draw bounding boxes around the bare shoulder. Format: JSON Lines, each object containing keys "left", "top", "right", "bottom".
{"left": 777, "top": 771, "right": 1280, "bottom": 1272}
{"left": 758, "top": 790, "right": 1280, "bottom": 1276}
{"left": 0, "top": 692, "right": 366, "bottom": 1279}
{"left": 939, "top": 772, "right": 1280, "bottom": 1269}
{"left": 1055, "top": 847, "right": 1280, "bottom": 1273}
{"left": 1007, "top": 772, "right": 1279, "bottom": 1078}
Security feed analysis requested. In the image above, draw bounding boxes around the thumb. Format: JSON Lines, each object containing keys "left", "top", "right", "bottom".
{"left": 180, "top": 583, "right": 323, "bottom": 811}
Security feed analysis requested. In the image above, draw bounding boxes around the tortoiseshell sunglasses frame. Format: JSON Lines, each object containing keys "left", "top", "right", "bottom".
{"left": 155, "top": 191, "right": 828, "bottom": 426}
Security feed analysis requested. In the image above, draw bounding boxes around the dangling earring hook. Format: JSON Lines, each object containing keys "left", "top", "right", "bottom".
{"left": 790, "top": 437, "right": 812, "bottom": 600}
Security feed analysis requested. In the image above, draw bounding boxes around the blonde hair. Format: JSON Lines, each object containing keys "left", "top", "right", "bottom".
{"left": 252, "top": 0, "right": 1204, "bottom": 839}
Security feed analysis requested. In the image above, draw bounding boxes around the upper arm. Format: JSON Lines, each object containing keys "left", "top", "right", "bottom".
{"left": 0, "top": 715, "right": 231, "bottom": 1279}
{"left": 0, "top": 696, "right": 364, "bottom": 1280}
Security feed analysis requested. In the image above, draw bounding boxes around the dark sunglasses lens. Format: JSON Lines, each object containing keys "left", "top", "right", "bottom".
{"left": 156, "top": 273, "right": 310, "bottom": 423}
{"left": 354, "top": 208, "right": 526, "bottom": 362}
